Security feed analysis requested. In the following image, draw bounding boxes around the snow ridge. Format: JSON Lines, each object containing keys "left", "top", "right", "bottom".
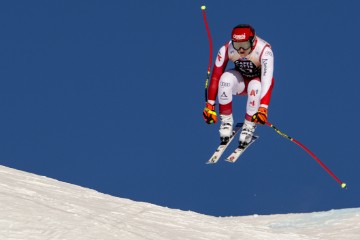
{"left": 0, "top": 165, "right": 359, "bottom": 240}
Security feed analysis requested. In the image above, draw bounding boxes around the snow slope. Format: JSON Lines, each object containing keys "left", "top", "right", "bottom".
{"left": 0, "top": 165, "right": 359, "bottom": 240}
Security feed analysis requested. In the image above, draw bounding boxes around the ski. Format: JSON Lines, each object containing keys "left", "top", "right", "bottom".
{"left": 206, "top": 123, "right": 243, "bottom": 164}
{"left": 225, "top": 135, "right": 259, "bottom": 163}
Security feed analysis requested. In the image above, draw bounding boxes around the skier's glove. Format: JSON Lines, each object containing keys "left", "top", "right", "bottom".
{"left": 203, "top": 102, "right": 217, "bottom": 124}
{"left": 252, "top": 107, "right": 268, "bottom": 125}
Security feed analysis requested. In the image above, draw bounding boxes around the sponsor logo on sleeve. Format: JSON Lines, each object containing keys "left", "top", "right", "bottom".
{"left": 265, "top": 50, "right": 273, "bottom": 57}
{"left": 215, "top": 48, "right": 225, "bottom": 67}
{"left": 262, "top": 59, "right": 268, "bottom": 76}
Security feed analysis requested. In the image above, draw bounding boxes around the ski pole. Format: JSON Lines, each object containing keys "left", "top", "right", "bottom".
{"left": 265, "top": 121, "right": 347, "bottom": 189}
{"left": 201, "top": 5, "right": 213, "bottom": 102}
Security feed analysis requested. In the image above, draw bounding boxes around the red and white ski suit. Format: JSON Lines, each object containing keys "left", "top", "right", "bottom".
{"left": 207, "top": 36, "right": 274, "bottom": 122}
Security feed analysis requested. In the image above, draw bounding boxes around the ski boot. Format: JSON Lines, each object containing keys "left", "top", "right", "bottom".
{"left": 239, "top": 120, "right": 256, "bottom": 146}
{"left": 219, "top": 114, "right": 234, "bottom": 143}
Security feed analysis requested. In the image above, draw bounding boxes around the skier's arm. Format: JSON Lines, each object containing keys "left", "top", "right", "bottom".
{"left": 203, "top": 44, "right": 229, "bottom": 124}
{"left": 259, "top": 46, "right": 274, "bottom": 108}
{"left": 252, "top": 46, "right": 274, "bottom": 125}
{"left": 207, "top": 45, "right": 229, "bottom": 105}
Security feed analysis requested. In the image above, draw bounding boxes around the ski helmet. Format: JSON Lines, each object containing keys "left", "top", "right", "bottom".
{"left": 231, "top": 24, "right": 256, "bottom": 50}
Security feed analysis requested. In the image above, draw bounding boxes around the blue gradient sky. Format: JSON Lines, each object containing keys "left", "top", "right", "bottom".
{"left": 0, "top": 0, "right": 359, "bottom": 217}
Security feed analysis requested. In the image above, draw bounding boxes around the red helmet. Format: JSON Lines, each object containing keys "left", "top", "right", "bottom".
{"left": 231, "top": 24, "right": 256, "bottom": 50}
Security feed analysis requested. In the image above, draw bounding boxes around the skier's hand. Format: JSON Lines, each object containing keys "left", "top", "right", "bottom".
{"left": 252, "top": 107, "right": 268, "bottom": 125}
{"left": 203, "top": 102, "right": 217, "bottom": 124}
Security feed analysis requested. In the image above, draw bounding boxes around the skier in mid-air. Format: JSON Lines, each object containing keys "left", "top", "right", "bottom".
{"left": 203, "top": 24, "right": 275, "bottom": 146}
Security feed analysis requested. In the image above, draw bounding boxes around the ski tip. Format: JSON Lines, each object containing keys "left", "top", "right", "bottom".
{"left": 341, "top": 182, "right": 347, "bottom": 189}
{"left": 225, "top": 158, "right": 235, "bottom": 163}
{"left": 206, "top": 159, "right": 217, "bottom": 164}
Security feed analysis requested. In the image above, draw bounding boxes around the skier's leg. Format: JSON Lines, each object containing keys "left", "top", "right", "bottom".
{"left": 218, "top": 70, "right": 245, "bottom": 142}
{"left": 239, "top": 78, "right": 261, "bottom": 145}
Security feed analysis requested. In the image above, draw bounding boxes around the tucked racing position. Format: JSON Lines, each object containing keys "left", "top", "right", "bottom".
{"left": 203, "top": 24, "right": 275, "bottom": 146}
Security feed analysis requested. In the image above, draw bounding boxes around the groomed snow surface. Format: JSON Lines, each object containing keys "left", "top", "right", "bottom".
{"left": 0, "top": 165, "right": 359, "bottom": 240}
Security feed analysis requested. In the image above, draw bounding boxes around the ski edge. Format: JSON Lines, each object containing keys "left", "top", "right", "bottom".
{"left": 225, "top": 135, "right": 259, "bottom": 163}
{"left": 206, "top": 123, "right": 243, "bottom": 164}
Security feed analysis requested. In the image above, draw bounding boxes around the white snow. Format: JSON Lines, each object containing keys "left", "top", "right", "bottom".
{"left": 0, "top": 165, "right": 359, "bottom": 240}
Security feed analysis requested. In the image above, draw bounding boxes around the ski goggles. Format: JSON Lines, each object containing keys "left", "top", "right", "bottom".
{"left": 232, "top": 40, "right": 251, "bottom": 50}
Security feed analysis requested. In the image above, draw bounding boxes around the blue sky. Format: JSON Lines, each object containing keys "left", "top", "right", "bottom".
{"left": 0, "top": 0, "right": 359, "bottom": 217}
